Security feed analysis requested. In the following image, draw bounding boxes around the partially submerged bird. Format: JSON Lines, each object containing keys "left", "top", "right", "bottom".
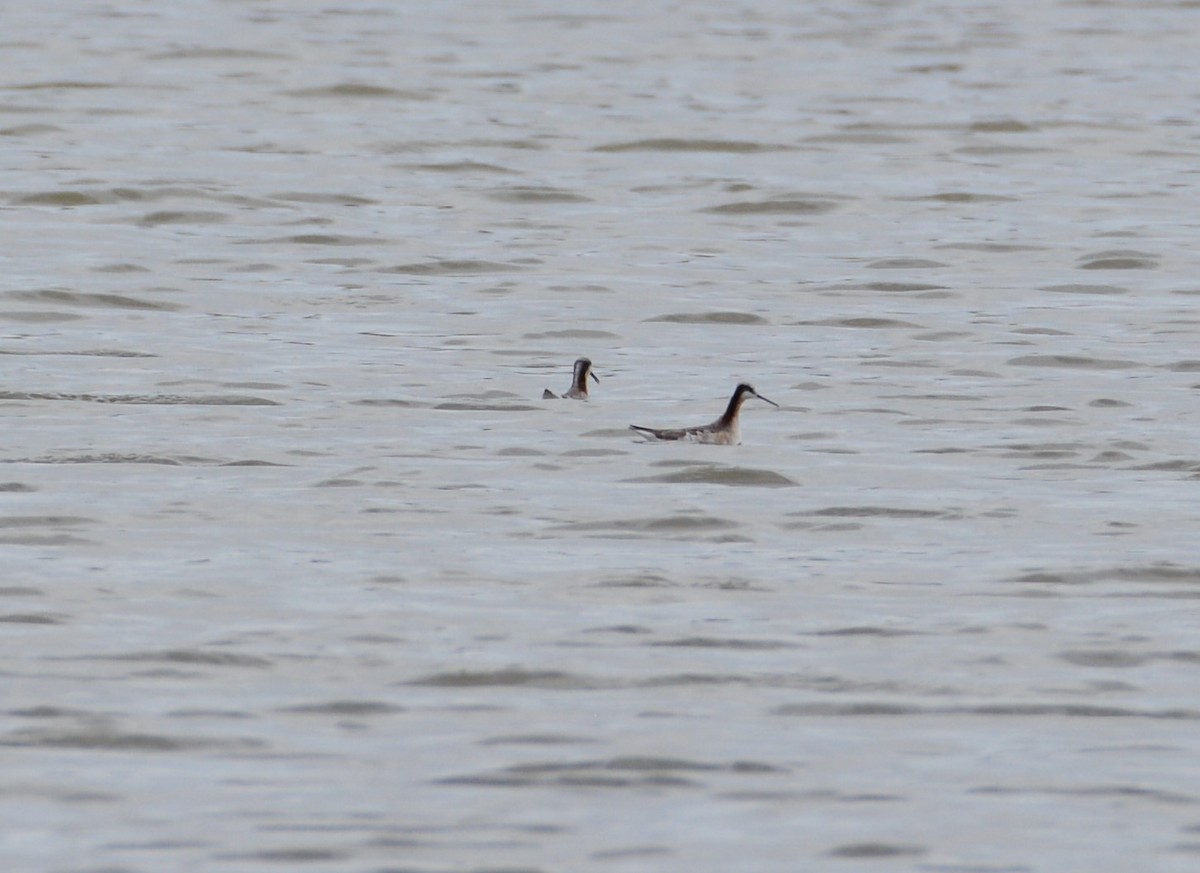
{"left": 629, "top": 382, "right": 779, "bottom": 445}
{"left": 543, "top": 357, "right": 599, "bottom": 400}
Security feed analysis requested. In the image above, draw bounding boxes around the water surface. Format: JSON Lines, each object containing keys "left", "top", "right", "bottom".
{"left": 4, "top": 1, "right": 1200, "bottom": 871}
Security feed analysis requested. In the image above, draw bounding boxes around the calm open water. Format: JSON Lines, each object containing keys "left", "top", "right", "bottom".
{"left": 4, "top": 1, "right": 1200, "bottom": 871}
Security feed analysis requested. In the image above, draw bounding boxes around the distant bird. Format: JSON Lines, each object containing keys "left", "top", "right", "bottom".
{"left": 629, "top": 382, "right": 778, "bottom": 445}
{"left": 543, "top": 357, "right": 599, "bottom": 400}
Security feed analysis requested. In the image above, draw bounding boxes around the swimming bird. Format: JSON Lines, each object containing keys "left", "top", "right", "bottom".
{"left": 543, "top": 357, "right": 599, "bottom": 400}
{"left": 629, "top": 382, "right": 779, "bottom": 445}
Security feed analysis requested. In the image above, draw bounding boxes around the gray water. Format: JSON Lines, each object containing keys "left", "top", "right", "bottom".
{"left": 4, "top": 1, "right": 1200, "bottom": 871}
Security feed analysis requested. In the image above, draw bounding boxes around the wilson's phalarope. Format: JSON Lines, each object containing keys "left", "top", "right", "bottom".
{"left": 629, "top": 382, "right": 779, "bottom": 445}
{"left": 543, "top": 357, "right": 599, "bottom": 400}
